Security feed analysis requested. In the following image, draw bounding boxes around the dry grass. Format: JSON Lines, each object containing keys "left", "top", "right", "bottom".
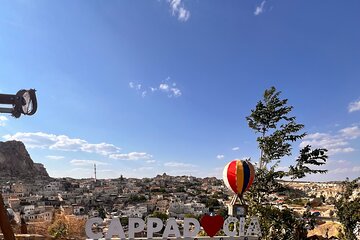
{"left": 308, "top": 221, "right": 342, "bottom": 238}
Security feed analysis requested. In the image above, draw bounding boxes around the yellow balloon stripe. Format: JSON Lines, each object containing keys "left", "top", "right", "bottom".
{"left": 236, "top": 160, "right": 244, "bottom": 194}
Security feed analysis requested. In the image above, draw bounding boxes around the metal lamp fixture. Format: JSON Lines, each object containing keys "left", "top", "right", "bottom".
{"left": 0, "top": 89, "right": 37, "bottom": 118}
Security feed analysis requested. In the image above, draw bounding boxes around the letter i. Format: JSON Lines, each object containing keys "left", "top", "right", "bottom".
{"left": 239, "top": 217, "right": 245, "bottom": 237}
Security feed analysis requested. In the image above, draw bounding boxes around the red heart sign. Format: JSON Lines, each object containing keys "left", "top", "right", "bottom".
{"left": 200, "top": 215, "right": 224, "bottom": 237}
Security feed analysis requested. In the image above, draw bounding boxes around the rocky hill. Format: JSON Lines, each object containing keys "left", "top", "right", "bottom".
{"left": 0, "top": 140, "right": 49, "bottom": 180}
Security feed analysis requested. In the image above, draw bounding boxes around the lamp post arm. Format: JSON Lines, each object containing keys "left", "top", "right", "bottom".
{"left": 0, "top": 94, "right": 18, "bottom": 105}
{"left": 0, "top": 89, "right": 37, "bottom": 118}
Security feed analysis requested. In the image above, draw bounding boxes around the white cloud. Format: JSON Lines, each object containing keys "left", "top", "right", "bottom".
{"left": 129, "top": 82, "right": 143, "bottom": 97}
{"left": 0, "top": 116, "right": 8, "bottom": 127}
{"left": 329, "top": 166, "right": 360, "bottom": 174}
{"left": 300, "top": 125, "right": 359, "bottom": 155}
{"left": 3, "top": 132, "right": 58, "bottom": 148}
{"left": 70, "top": 159, "right": 108, "bottom": 166}
{"left": 168, "top": 0, "right": 190, "bottom": 22}
{"left": 3, "top": 132, "right": 121, "bottom": 155}
{"left": 339, "top": 126, "right": 360, "bottom": 139}
{"left": 164, "top": 162, "right": 196, "bottom": 168}
{"left": 276, "top": 166, "right": 289, "bottom": 172}
{"left": 48, "top": 167, "right": 122, "bottom": 179}
{"left": 138, "top": 167, "right": 154, "bottom": 171}
{"left": 129, "top": 82, "right": 141, "bottom": 90}
{"left": 216, "top": 154, "right": 225, "bottom": 160}
{"left": 159, "top": 83, "right": 169, "bottom": 91}
{"left": 80, "top": 142, "right": 121, "bottom": 155}
{"left": 337, "top": 160, "right": 348, "bottom": 164}
{"left": 130, "top": 78, "right": 182, "bottom": 98}
{"left": 46, "top": 155, "right": 65, "bottom": 160}
{"left": 254, "top": 1, "right": 266, "bottom": 16}
{"left": 232, "top": 147, "right": 240, "bottom": 151}
{"left": 328, "top": 168, "right": 351, "bottom": 174}
{"left": 158, "top": 83, "right": 182, "bottom": 97}
{"left": 348, "top": 100, "right": 360, "bottom": 113}
{"left": 171, "top": 87, "right": 182, "bottom": 97}
{"left": 167, "top": 169, "right": 199, "bottom": 176}
{"left": 146, "top": 160, "right": 156, "bottom": 164}
{"left": 352, "top": 166, "right": 360, "bottom": 172}
{"left": 49, "top": 135, "right": 87, "bottom": 151}
{"left": 304, "top": 133, "right": 329, "bottom": 139}
{"left": 109, "top": 152, "right": 153, "bottom": 161}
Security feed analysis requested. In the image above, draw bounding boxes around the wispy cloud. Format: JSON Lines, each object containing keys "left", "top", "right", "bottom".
{"left": 168, "top": 0, "right": 190, "bottom": 22}
{"left": 275, "top": 166, "right": 289, "bottom": 172}
{"left": 167, "top": 169, "right": 199, "bottom": 176}
{"left": 129, "top": 82, "right": 141, "bottom": 90}
{"left": 0, "top": 116, "right": 8, "bottom": 127}
{"left": 300, "top": 125, "right": 360, "bottom": 155}
{"left": 232, "top": 147, "right": 240, "bottom": 151}
{"left": 328, "top": 166, "right": 360, "bottom": 174}
{"left": 254, "top": 1, "right": 266, "bottom": 16}
{"left": 128, "top": 77, "right": 182, "bottom": 98}
{"left": 3, "top": 132, "right": 121, "bottom": 155}
{"left": 339, "top": 126, "right": 360, "bottom": 139}
{"left": 327, "top": 159, "right": 349, "bottom": 165}
{"left": 164, "top": 161, "right": 196, "bottom": 168}
{"left": 70, "top": 159, "right": 108, "bottom": 166}
{"left": 138, "top": 167, "right": 154, "bottom": 171}
{"left": 158, "top": 82, "right": 182, "bottom": 97}
{"left": 216, "top": 154, "right": 225, "bottom": 160}
{"left": 163, "top": 162, "right": 200, "bottom": 176}
{"left": 129, "top": 82, "right": 147, "bottom": 98}
{"left": 348, "top": 99, "right": 360, "bottom": 113}
{"left": 109, "top": 152, "right": 153, "bottom": 161}
{"left": 46, "top": 155, "right": 65, "bottom": 160}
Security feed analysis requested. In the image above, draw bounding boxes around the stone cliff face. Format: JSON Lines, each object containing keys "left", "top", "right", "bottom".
{"left": 0, "top": 140, "right": 49, "bottom": 180}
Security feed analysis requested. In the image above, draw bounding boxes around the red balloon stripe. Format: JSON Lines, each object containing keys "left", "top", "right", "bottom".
{"left": 226, "top": 160, "right": 238, "bottom": 193}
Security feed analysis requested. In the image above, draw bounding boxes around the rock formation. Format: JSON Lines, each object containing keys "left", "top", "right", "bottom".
{"left": 0, "top": 140, "right": 49, "bottom": 180}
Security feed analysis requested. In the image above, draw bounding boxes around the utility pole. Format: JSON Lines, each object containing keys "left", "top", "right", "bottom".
{"left": 0, "top": 89, "right": 38, "bottom": 240}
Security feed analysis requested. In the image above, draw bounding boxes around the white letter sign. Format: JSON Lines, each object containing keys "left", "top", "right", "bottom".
{"left": 147, "top": 218, "right": 163, "bottom": 238}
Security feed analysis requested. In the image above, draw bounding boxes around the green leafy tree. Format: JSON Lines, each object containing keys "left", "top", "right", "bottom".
{"left": 217, "top": 207, "right": 228, "bottom": 218}
{"left": 120, "top": 217, "right": 129, "bottom": 226}
{"left": 245, "top": 87, "right": 328, "bottom": 239}
{"left": 205, "top": 198, "right": 220, "bottom": 208}
{"left": 150, "top": 211, "right": 168, "bottom": 222}
{"left": 184, "top": 213, "right": 201, "bottom": 221}
{"left": 128, "top": 194, "right": 147, "bottom": 203}
{"left": 48, "top": 218, "right": 68, "bottom": 239}
{"left": 97, "top": 207, "right": 106, "bottom": 219}
{"left": 335, "top": 177, "right": 360, "bottom": 240}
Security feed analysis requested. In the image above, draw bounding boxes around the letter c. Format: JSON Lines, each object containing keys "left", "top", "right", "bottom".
{"left": 85, "top": 217, "right": 103, "bottom": 239}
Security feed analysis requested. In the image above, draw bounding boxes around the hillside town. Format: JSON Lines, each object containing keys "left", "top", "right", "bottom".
{"left": 1, "top": 172, "right": 356, "bottom": 239}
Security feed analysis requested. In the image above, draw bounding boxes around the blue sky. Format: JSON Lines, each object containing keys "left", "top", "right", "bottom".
{"left": 0, "top": 0, "right": 359, "bottom": 181}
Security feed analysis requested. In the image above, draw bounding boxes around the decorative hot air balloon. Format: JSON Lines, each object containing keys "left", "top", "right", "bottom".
{"left": 223, "top": 160, "right": 255, "bottom": 196}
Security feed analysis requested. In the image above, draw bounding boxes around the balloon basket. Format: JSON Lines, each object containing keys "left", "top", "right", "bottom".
{"left": 228, "top": 194, "right": 248, "bottom": 217}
